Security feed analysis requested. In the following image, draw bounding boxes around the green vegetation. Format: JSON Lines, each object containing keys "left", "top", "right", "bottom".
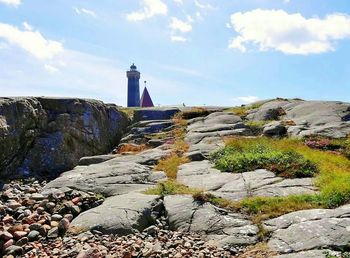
{"left": 245, "top": 120, "right": 271, "bottom": 135}
{"left": 144, "top": 180, "right": 201, "bottom": 196}
{"left": 205, "top": 137, "right": 350, "bottom": 222}
{"left": 325, "top": 251, "right": 350, "bottom": 258}
{"left": 119, "top": 107, "right": 137, "bottom": 119}
{"left": 210, "top": 138, "right": 318, "bottom": 178}
{"left": 154, "top": 111, "right": 190, "bottom": 179}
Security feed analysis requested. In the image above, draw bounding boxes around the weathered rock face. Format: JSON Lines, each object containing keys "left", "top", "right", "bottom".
{"left": 247, "top": 100, "right": 350, "bottom": 138}
{"left": 0, "top": 97, "right": 129, "bottom": 179}
{"left": 264, "top": 204, "right": 350, "bottom": 254}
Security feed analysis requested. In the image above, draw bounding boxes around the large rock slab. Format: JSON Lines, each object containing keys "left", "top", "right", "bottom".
{"left": 71, "top": 193, "right": 163, "bottom": 235}
{"left": 185, "top": 112, "right": 251, "bottom": 157}
{"left": 164, "top": 195, "right": 258, "bottom": 247}
{"left": 247, "top": 99, "right": 350, "bottom": 138}
{"left": 177, "top": 161, "right": 317, "bottom": 201}
{"left": 42, "top": 148, "right": 169, "bottom": 197}
{"left": 273, "top": 250, "right": 341, "bottom": 258}
{"left": 265, "top": 204, "right": 350, "bottom": 254}
{"left": 0, "top": 97, "right": 128, "bottom": 179}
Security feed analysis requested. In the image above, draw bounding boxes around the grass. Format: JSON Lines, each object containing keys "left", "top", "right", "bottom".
{"left": 224, "top": 103, "right": 264, "bottom": 118}
{"left": 155, "top": 154, "right": 189, "bottom": 179}
{"left": 181, "top": 107, "right": 210, "bottom": 119}
{"left": 245, "top": 120, "right": 272, "bottom": 135}
{"left": 153, "top": 111, "right": 190, "bottom": 179}
{"left": 119, "top": 107, "right": 137, "bottom": 120}
{"left": 210, "top": 138, "right": 318, "bottom": 178}
{"left": 237, "top": 243, "right": 277, "bottom": 258}
{"left": 144, "top": 180, "right": 201, "bottom": 196}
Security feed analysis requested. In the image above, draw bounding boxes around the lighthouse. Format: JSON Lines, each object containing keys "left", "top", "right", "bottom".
{"left": 126, "top": 63, "right": 140, "bottom": 107}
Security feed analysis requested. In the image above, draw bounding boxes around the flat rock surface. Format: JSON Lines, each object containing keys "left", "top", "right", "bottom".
{"left": 273, "top": 250, "right": 340, "bottom": 258}
{"left": 42, "top": 148, "right": 169, "bottom": 197}
{"left": 71, "top": 193, "right": 162, "bottom": 235}
{"left": 265, "top": 204, "right": 350, "bottom": 253}
{"left": 177, "top": 161, "right": 317, "bottom": 201}
{"left": 164, "top": 195, "right": 258, "bottom": 247}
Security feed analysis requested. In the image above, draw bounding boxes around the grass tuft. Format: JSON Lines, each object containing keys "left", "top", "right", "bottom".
{"left": 155, "top": 154, "right": 189, "bottom": 179}
{"left": 144, "top": 180, "right": 201, "bottom": 196}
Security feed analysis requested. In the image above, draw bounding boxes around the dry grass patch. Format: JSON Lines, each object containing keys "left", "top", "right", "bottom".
{"left": 181, "top": 107, "right": 210, "bottom": 119}
{"left": 155, "top": 154, "right": 189, "bottom": 179}
{"left": 237, "top": 243, "right": 277, "bottom": 258}
{"left": 116, "top": 143, "right": 148, "bottom": 154}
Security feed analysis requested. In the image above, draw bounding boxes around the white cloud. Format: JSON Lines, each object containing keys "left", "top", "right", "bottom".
{"left": 0, "top": 22, "right": 64, "bottom": 60}
{"left": 284, "top": 0, "right": 290, "bottom": 3}
{"left": 127, "top": 0, "right": 168, "bottom": 21}
{"left": 169, "top": 17, "right": 192, "bottom": 33}
{"left": 228, "top": 9, "right": 350, "bottom": 55}
{"left": 233, "top": 96, "right": 260, "bottom": 104}
{"left": 74, "top": 7, "right": 97, "bottom": 18}
{"left": 44, "top": 64, "right": 59, "bottom": 74}
{"left": 0, "top": 0, "right": 21, "bottom": 7}
{"left": 194, "top": 0, "right": 215, "bottom": 10}
{"left": 170, "top": 35, "right": 188, "bottom": 42}
{"left": 22, "top": 22, "right": 33, "bottom": 31}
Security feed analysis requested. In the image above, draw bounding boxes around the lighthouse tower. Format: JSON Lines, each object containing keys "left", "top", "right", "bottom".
{"left": 127, "top": 63, "right": 140, "bottom": 107}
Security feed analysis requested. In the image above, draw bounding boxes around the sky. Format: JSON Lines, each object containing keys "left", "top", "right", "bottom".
{"left": 0, "top": 0, "right": 349, "bottom": 107}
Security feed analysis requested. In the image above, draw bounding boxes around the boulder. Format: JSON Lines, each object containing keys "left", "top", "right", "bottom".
{"left": 70, "top": 193, "right": 163, "bottom": 235}
{"left": 263, "top": 121, "right": 287, "bottom": 137}
{"left": 0, "top": 97, "right": 129, "bottom": 179}
{"left": 164, "top": 195, "right": 258, "bottom": 246}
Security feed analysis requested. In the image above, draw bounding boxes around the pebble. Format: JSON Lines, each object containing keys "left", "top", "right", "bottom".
{"left": 28, "top": 230, "right": 40, "bottom": 241}
{"left": 13, "top": 231, "right": 27, "bottom": 239}
{"left": 51, "top": 214, "right": 63, "bottom": 221}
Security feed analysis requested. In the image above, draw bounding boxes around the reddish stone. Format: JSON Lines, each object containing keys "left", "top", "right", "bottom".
{"left": 3, "top": 239, "right": 14, "bottom": 249}
{"left": 0, "top": 230, "right": 13, "bottom": 240}
{"left": 72, "top": 197, "right": 80, "bottom": 205}
{"left": 2, "top": 215, "right": 14, "bottom": 224}
{"left": 8, "top": 224, "right": 24, "bottom": 234}
{"left": 13, "top": 231, "right": 27, "bottom": 239}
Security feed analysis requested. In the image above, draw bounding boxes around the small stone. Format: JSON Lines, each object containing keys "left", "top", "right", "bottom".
{"left": 28, "top": 230, "right": 40, "bottom": 241}
{"left": 0, "top": 231, "right": 13, "bottom": 240}
{"left": 2, "top": 215, "right": 14, "bottom": 223}
{"left": 143, "top": 225, "right": 159, "bottom": 235}
{"left": 4, "top": 245, "right": 23, "bottom": 255}
{"left": 47, "top": 227, "right": 59, "bottom": 239}
{"left": 51, "top": 214, "right": 63, "bottom": 221}
{"left": 3, "top": 239, "right": 14, "bottom": 249}
{"left": 58, "top": 218, "right": 70, "bottom": 234}
{"left": 72, "top": 197, "right": 80, "bottom": 205}
{"left": 16, "top": 237, "right": 28, "bottom": 246}
{"left": 51, "top": 221, "right": 59, "bottom": 227}
{"left": 31, "top": 193, "right": 45, "bottom": 200}
{"left": 36, "top": 206, "right": 45, "bottom": 214}
{"left": 71, "top": 205, "right": 81, "bottom": 215}
{"left": 174, "top": 253, "right": 182, "bottom": 258}
{"left": 7, "top": 201, "right": 21, "bottom": 210}
{"left": 46, "top": 202, "right": 56, "bottom": 209}
{"left": 64, "top": 214, "right": 74, "bottom": 222}
{"left": 184, "top": 242, "right": 192, "bottom": 248}
{"left": 8, "top": 224, "right": 24, "bottom": 234}
{"left": 13, "top": 231, "right": 27, "bottom": 239}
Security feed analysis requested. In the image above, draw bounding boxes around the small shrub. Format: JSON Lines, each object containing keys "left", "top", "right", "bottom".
{"left": 211, "top": 143, "right": 318, "bottom": 178}
{"left": 245, "top": 121, "right": 271, "bottom": 135}
{"left": 155, "top": 154, "right": 189, "bottom": 179}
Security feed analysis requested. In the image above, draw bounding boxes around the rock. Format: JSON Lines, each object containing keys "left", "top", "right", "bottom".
{"left": 16, "top": 237, "right": 28, "bottom": 246}
{"left": 47, "top": 227, "right": 59, "bottom": 239}
{"left": 263, "top": 121, "right": 287, "bottom": 137}
{"left": 13, "top": 231, "right": 27, "bottom": 239}
{"left": 0, "top": 97, "right": 128, "bottom": 179}
{"left": 133, "top": 108, "right": 180, "bottom": 122}
{"left": 178, "top": 162, "right": 317, "bottom": 201}
{"left": 273, "top": 250, "right": 341, "bottom": 258}
{"left": 4, "top": 245, "right": 23, "bottom": 255}
{"left": 78, "top": 155, "right": 116, "bottom": 166}
{"left": 76, "top": 248, "right": 101, "bottom": 258}
{"left": 30, "top": 193, "right": 45, "bottom": 200}
{"left": 3, "top": 239, "right": 14, "bottom": 249}
{"left": 71, "top": 193, "right": 163, "bottom": 235}
{"left": 164, "top": 195, "right": 258, "bottom": 246}
{"left": 51, "top": 214, "right": 63, "bottom": 221}
{"left": 42, "top": 148, "right": 169, "bottom": 197}
{"left": 27, "top": 230, "right": 40, "bottom": 241}
{"left": 58, "top": 218, "right": 70, "bottom": 234}
{"left": 0, "top": 231, "right": 13, "bottom": 240}
{"left": 265, "top": 204, "right": 350, "bottom": 253}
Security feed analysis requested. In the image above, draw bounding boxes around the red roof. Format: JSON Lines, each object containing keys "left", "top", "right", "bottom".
{"left": 140, "top": 87, "right": 154, "bottom": 107}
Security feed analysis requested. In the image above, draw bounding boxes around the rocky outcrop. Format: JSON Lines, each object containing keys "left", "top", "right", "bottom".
{"left": 177, "top": 161, "right": 317, "bottom": 201}
{"left": 0, "top": 97, "right": 129, "bottom": 179}
{"left": 164, "top": 195, "right": 259, "bottom": 247}
{"left": 264, "top": 204, "right": 350, "bottom": 254}
{"left": 247, "top": 99, "right": 350, "bottom": 138}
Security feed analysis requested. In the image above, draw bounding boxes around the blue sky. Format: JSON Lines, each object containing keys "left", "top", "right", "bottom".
{"left": 0, "top": 0, "right": 349, "bottom": 106}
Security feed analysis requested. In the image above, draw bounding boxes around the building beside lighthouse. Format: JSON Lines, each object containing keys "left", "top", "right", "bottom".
{"left": 126, "top": 64, "right": 154, "bottom": 108}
